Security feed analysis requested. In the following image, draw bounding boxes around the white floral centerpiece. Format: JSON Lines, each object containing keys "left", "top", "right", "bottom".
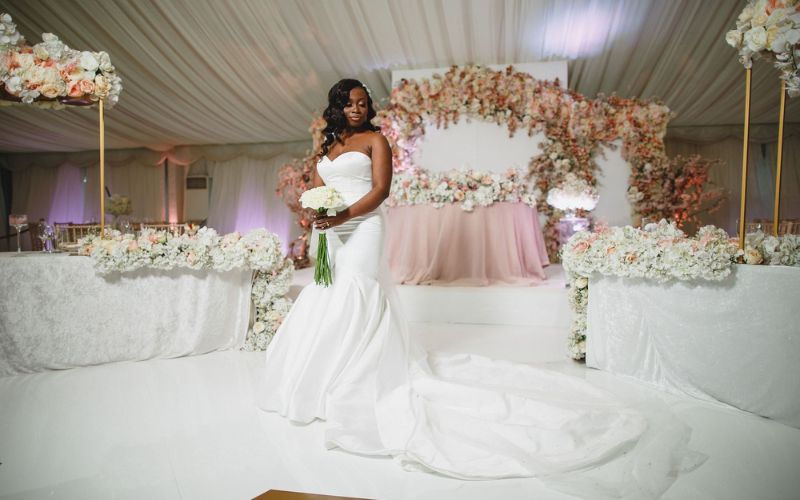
{"left": 299, "top": 186, "right": 345, "bottom": 286}
{"left": 726, "top": 0, "right": 800, "bottom": 96}
{"left": 0, "top": 12, "right": 123, "bottom": 108}
{"left": 545, "top": 173, "right": 599, "bottom": 214}
{"left": 78, "top": 227, "right": 294, "bottom": 350}
{"left": 388, "top": 167, "right": 538, "bottom": 212}
{"left": 105, "top": 194, "right": 132, "bottom": 216}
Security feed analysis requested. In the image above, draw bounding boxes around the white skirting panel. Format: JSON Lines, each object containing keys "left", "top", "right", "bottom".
{"left": 587, "top": 265, "right": 800, "bottom": 428}
{"left": 0, "top": 253, "right": 252, "bottom": 376}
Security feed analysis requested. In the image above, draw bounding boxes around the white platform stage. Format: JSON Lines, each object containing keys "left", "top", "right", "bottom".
{"left": 290, "top": 265, "right": 573, "bottom": 330}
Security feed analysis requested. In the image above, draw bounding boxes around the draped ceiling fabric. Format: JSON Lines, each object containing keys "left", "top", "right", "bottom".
{"left": 0, "top": 0, "right": 797, "bottom": 153}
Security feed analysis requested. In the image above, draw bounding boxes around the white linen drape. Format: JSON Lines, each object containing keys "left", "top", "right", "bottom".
{"left": 0, "top": 0, "right": 796, "bottom": 153}
{"left": 207, "top": 155, "right": 301, "bottom": 253}
{"left": 9, "top": 157, "right": 165, "bottom": 225}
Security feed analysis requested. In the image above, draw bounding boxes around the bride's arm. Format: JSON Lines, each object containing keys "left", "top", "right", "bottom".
{"left": 314, "top": 134, "right": 392, "bottom": 229}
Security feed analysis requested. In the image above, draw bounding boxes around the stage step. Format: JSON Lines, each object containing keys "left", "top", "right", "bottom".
{"left": 289, "top": 265, "right": 573, "bottom": 329}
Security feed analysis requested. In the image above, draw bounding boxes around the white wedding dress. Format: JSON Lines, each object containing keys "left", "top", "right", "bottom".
{"left": 256, "top": 151, "right": 699, "bottom": 495}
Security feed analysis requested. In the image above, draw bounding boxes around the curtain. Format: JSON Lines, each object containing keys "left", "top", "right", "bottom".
{"left": 207, "top": 154, "right": 302, "bottom": 253}
{"left": 1, "top": 0, "right": 797, "bottom": 153}
{"left": 8, "top": 150, "right": 165, "bottom": 225}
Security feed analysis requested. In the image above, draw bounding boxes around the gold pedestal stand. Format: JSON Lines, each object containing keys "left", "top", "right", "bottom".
{"left": 739, "top": 69, "right": 787, "bottom": 248}
{"left": 99, "top": 99, "right": 106, "bottom": 235}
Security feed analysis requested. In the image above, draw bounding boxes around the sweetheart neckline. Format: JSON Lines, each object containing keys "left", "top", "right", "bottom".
{"left": 323, "top": 150, "right": 371, "bottom": 163}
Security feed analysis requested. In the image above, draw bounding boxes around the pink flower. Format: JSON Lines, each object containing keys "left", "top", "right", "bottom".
{"left": 78, "top": 79, "right": 94, "bottom": 94}
{"left": 572, "top": 241, "right": 590, "bottom": 253}
{"left": 454, "top": 190, "right": 465, "bottom": 201}
{"left": 67, "top": 82, "right": 83, "bottom": 97}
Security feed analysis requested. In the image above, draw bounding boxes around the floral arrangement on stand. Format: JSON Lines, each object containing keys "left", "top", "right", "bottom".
{"left": 78, "top": 227, "right": 294, "bottom": 351}
{"left": 279, "top": 65, "right": 723, "bottom": 260}
{"left": 561, "top": 220, "right": 800, "bottom": 360}
{"left": 105, "top": 194, "right": 132, "bottom": 217}
{"left": 387, "top": 167, "right": 537, "bottom": 212}
{"left": 546, "top": 172, "right": 599, "bottom": 213}
{"left": 726, "top": 0, "right": 800, "bottom": 96}
{"left": 0, "top": 12, "right": 122, "bottom": 108}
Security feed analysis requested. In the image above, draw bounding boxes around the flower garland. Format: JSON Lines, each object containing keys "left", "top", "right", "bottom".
{"left": 79, "top": 227, "right": 293, "bottom": 351}
{"left": 387, "top": 167, "right": 537, "bottom": 212}
{"left": 727, "top": 0, "right": 800, "bottom": 97}
{"left": 561, "top": 220, "right": 800, "bottom": 360}
{"left": 280, "top": 65, "right": 723, "bottom": 261}
{"left": 0, "top": 12, "right": 122, "bottom": 108}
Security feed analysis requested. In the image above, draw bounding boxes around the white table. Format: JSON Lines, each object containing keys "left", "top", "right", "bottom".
{"left": 0, "top": 253, "right": 252, "bottom": 376}
{"left": 587, "top": 264, "right": 800, "bottom": 428}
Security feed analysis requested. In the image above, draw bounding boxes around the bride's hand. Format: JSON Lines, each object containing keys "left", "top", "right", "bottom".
{"left": 313, "top": 210, "right": 350, "bottom": 230}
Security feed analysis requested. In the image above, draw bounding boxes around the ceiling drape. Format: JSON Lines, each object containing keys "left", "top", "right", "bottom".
{"left": 0, "top": 0, "right": 794, "bottom": 154}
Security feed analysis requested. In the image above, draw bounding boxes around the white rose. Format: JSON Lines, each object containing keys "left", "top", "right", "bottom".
{"left": 94, "top": 75, "right": 110, "bottom": 97}
{"left": 726, "top": 30, "right": 743, "bottom": 48}
{"left": 752, "top": 1, "right": 769, "bottom": 26}
{"left": 744, "top": 26, "right": 768, "bottom": 52}
{"left": 253, "top": 321, "right": 266, "bottom": 334}
{"left": 97, "top": 51, "right": 114, "bottom": 73}
{"left": 79, "top": 51, "right": 99, "bottom": 71}
{"left": 33, "top": 45, "right": 49, "bottom": 60}
{"left": 1, "top": 13, "right": 11, "bottom": 24}
{"left": 737, "top": 4, "right": 755, "bottom": 27}
{"left": 39, "top": 81, "right": 65, "bottom": 99}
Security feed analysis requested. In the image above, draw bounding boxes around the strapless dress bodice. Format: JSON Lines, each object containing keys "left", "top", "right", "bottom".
{"left": 317, "top": 151, "right": 373, "bottom": 205}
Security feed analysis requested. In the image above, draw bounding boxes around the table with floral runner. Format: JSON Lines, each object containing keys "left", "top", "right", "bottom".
{"left": 0, "top": 228, "right": 293, "bottom": 376}
{"left": 562, "top": 221, "right": 800, "bottom": 428}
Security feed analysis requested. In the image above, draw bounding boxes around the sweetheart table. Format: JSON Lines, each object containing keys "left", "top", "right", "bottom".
{"left": 0, "top": 253, "right": 251, "bottom": 376}
{"left": 386, "top": 202, "right": 549, "bottom": 286}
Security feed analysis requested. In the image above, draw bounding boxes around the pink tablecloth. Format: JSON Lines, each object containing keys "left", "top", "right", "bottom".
{"left": 386, "top": 202, "right": 549, "bottom": 286}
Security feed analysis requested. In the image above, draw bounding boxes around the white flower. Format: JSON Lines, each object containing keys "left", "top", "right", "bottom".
{"left": 300, "top": 186, "right": 345, "bottom": 211}
{"left": 744, "top": 26, "right": 768, "bottom": 51}
{"left": 79, "top": 51, "right": 99, "bottom": 72}
{"left": 253, "top": 321, "right": 266, "bottom": 334}
{"left": 726, "top": 30, "right": 743, "bottom": 48}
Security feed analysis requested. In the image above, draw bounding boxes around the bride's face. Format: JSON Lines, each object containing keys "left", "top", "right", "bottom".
{"left": 343, "top": 87, "right": 368, "bottom": 128}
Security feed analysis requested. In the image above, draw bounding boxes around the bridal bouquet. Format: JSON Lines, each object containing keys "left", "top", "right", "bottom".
{"left": 300, "top": 186, "right": 345, "bottom": 286}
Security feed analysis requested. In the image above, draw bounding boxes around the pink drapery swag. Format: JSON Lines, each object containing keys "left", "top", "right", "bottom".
{"left": 279, "top": 65, "right": 723, "bottom": 261}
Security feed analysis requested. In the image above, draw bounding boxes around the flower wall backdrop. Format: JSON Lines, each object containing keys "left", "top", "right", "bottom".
{"left": 279, "top": 65, "right": 723, "bottom": 261}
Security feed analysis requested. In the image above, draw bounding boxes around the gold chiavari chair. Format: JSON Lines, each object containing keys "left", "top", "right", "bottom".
{"left": 140, "top": 222, "right": 187, "bottom": 235}
{"left": 54, "top": 223, "right": 102, "bottom": 243}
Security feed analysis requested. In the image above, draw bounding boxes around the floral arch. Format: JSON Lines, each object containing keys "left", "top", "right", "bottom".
{"left": 279, "top": 65, "right": 723, "bottom": 261}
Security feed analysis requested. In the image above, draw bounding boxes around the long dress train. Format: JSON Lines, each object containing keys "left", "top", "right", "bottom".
{"left": 256, "top": 151, "right": 700, "bottom": 495}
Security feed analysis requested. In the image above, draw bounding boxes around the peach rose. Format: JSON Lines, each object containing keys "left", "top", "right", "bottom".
{"left": 453, "top": 190, "right": 465, "bottom": 201}
{"left": 39, "top": 83, "right": 62, "bottom": 99}
{"left": 67, "top": 81, "right": 83, "bottom": 97}
{"left": 78, "top": 79, "right": 94, "bottom": 95}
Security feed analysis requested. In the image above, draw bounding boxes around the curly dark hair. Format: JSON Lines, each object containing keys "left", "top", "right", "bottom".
{"left": 319, "top": 79, "right": 379, "bottom": 158}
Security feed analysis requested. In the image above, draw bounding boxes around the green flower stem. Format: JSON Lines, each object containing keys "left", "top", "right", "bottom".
{"left": 314, "top": 208, "right": 333, "bottom": 286}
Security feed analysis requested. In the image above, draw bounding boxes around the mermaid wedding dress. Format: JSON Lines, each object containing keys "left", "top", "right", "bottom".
{"left": 256, "top": 152, "right": 699, "bottom": 494}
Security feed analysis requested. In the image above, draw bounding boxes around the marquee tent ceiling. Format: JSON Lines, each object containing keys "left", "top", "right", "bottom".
{"left": 0, "top": 0, "right": 795, "bottom": 153}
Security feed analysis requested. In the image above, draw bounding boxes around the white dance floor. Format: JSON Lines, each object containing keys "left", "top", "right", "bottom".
{"left": 1, "top": 276, "right": 800, "bottom": 499}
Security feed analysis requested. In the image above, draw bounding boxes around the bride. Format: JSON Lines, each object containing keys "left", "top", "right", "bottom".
{"left": 257, "top": 79, "right": 699, "bottom": 493}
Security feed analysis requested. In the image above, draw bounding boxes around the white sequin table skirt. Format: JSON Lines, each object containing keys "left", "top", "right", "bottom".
{"left": 587, "top": 264, "right": 800, "bottom": 428}
{"left": 0, "top": 253, "right": 252, "bottom": 376}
